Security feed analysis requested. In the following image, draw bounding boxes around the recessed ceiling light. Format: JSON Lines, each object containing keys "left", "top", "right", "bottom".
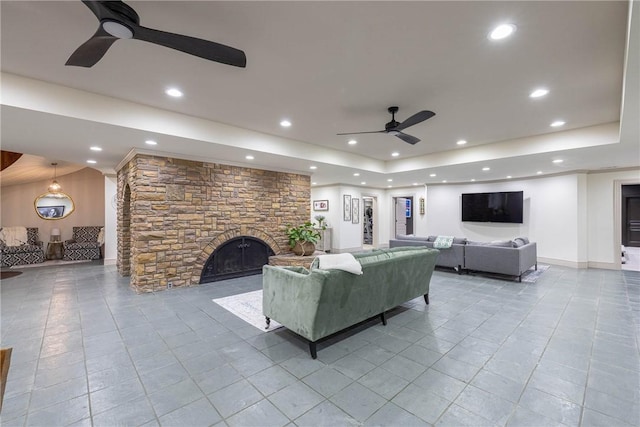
{"left": 471, "top": 179, "right": 476, "bottom": 182}
{"left": 391, "top": 152, "right": 399, "bottom": 157}
{"left": 90, "top": 146, "right": 102, "bottom": 151}
{"left": 429, "top": 173, "right": 436, "bottom": 177}
{"left": 489, "top": 23, "right": 516, "bottom": 40}
{"left": 348, "top": 139, "right": 357, "bottom": 145}
{"left": 506, "top": 175, "right": 512, "bottom": 179}
{"left": 280, "top": 119, "right": 292, "bottom": 127}
{"left": 387, "top": 185, "right": 392, "bottom": 188}
{"left": 245, "top": 155, "right": 254, "bottom": 160}
{"left": 165, "top": 88, "right": 183, "bottom": 98}
{"left": 312, "top": 182, "right": 317, "bottom": 185}
{"left": 353, "top": 173, "right": 360, "bottom": 177}
{"left": 482, "top": 167, "right": 491, "bottom": 171}
{"left": 530, "top": 88, "right": 549, "bottom": 98}
{"left": 553, "top": 159, "right": 564, "bottom": 164}
{"left": 361, "top": 181, "right": 366, "bottom": 185}
{"left": 456, "top": 140, "right": 467, "bottom": 146}
{"left": 145, "top": 140, "right": 157, "bottom": 145}
{"left": 309, "top": 165, "right": 317, "bottom": 170}
{"left": 550, "top": 120, "right": 566, "bottom": 127}
{"left": 87, "top": 160, "right": 97, "bottom": 164}
{"left": 442, "top": 180, "right": 448, "bottom": 183}
{"left": 537, "top": 171, "right": 543, "bottom": 175}
{"left": 387, "top": 179, "right": 393, "bottom": 182}
{"left": 412, "top": 183, "right": 419, "bottom": 186}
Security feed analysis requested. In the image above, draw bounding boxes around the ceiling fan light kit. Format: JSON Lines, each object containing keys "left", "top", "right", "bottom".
{"left": 66, "top": 0, "right": 246, "bottom": 68}
{"left": 337, "top": 106, "right": 435, "bottom": 145}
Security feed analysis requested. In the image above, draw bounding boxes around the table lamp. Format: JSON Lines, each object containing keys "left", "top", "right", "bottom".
{"left": 51, "top": 228, "right": 61, "bottom": 242}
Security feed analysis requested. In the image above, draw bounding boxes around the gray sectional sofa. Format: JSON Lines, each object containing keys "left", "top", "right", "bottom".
{"left": 389, "top": 235, "right": 537, "bottom": 281}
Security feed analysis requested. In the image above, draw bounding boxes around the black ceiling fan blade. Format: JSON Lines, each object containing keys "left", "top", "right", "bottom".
{"left": 132, "top": 25, "right": 247, "bottom": 68}
{"left": 394, "top": 132, "right": 420, "bottom": 145}
{"left": 394, "top": 110, "right": 436, "bottom": 132}
{"left": 81, "top": 0, "right": 123, "bottom": 21}
{"left": 336, "top": 130, "right": 385, "bottom": 136}
{"left": 65, "top": 27, "right": 118, "bottom": 67}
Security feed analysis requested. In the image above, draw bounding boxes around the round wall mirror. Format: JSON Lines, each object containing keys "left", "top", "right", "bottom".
{"left": 34, "top": 192, "right": 75, "bottom": 220}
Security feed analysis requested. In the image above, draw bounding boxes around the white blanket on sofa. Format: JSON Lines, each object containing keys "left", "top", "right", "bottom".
{"left": 316, "top": 253, "right": 363, "bottom": 275}
{"left": 433, "top": 235, "right": 454, "bottom": 249}
{"left": 0, "top": 226, "right": 28, "bottom": 246}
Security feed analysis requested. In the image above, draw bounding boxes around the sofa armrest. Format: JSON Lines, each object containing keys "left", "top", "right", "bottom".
{"left": 262, "top": 265, "right": 326, "bottom": 341}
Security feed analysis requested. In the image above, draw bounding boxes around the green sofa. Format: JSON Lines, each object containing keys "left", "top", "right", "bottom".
{"left": 262, "top": 247, "right": 439, "bottom": 358}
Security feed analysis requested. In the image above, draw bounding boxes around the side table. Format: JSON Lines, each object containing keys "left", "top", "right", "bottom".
{"left": 46, "top": 241, "right": 64, "bottom": 260}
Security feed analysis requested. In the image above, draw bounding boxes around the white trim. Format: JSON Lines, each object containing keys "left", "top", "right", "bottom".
{"left": 537, "top": 257, "right": 588, "bottom": 269}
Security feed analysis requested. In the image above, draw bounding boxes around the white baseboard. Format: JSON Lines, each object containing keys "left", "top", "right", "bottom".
{"left": 537, "top": 257, "right": 589, "bottom": 269}
{"left": 587, "top": 261, "right": 619, "bottom": 270}
{"left": 103, "top": 258, "right": 117, "bottom": 265}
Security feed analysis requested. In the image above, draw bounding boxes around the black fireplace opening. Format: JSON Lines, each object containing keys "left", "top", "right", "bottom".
{"left": 200, "top": 236, "right": 275, "bottom": 284}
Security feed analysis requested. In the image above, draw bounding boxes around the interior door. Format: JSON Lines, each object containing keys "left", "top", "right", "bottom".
{"left": 395, "top": 198, "right": 407, "bottom": 237}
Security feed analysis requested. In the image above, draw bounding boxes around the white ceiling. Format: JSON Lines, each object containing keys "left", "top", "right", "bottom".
{"left": 1, "top": 1, "right": 638, "bottom": 189}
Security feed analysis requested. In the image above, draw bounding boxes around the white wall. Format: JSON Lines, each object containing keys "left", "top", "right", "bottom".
{"left": 104, "top": 175, "right": 118, "bottom": 264}
{"left": 312, "top": 169, "right": 640, "bottom": 268}
{"left": 426, "top": 175, "right": 584, "bottom": 265}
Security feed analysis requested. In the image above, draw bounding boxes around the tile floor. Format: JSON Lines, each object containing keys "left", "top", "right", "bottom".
{"left": 1, "top": 262, "right": 639, "bottom": 426}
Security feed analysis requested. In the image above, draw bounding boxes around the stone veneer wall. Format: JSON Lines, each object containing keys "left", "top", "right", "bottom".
{"left": 117, "top": 154, "right": 310, "bottom": 293}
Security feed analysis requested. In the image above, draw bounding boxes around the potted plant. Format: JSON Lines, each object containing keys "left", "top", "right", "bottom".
{"left": 286, "top": 221, "right": 322, "bottom": 256}
{"left": 314, "top": 215, "right": 326, "bottom": 228}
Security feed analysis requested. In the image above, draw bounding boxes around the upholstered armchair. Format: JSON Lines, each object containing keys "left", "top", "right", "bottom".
{"left": 63, "top": 226, "right": 103, "bottom": 261}
{"left": 0, "top": 227, "right": 45, "bottom": 267}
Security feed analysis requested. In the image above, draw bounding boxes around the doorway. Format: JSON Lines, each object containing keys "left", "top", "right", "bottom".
{"left": 362, "top": 196, "right": 377, "bottom": 249}
{"left": 394, "top": 196, "right": 413, "bottom": 236}
{"left": 621, "top": 184, "right": 640, "bottom": 270}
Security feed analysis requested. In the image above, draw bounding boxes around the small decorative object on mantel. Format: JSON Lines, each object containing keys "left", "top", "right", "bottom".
{"left": 352, "top": 198, "right": 360, "bottom": 224}
{"left": 343, "top": 194, "right": 352, "bottom": 222}
{"left": 313, "top": 200, "right": 329, "bottom": 211}
{"left": 286, "top": 221, "right": 325, "bottom": 256}
{"left": 50, "top": 228, "right": 61, "bottom": 242}
{"left": 314, "top": 215, "right": 326, "bottom": 228}
{"left": 420, "top": 197, "right": 425, "bottom": 215}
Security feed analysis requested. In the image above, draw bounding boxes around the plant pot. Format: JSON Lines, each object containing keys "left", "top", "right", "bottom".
{"left": 292, "top": 241, "right": 315, "bottom": 256}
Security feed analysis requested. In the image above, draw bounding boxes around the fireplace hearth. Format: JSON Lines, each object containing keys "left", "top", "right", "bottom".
{"left": 200, "top": 236, "right": 275, "bottom": 283}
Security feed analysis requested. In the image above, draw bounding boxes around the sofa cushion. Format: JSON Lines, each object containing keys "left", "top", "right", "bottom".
{"left": 452, "top": 237, "right": 468, "bottom": 245}
{"left": 489, "top": 240, "right": 515, "bottom": 247}
{"left": 397, "top": 234, "right": 430, "bottom": 242}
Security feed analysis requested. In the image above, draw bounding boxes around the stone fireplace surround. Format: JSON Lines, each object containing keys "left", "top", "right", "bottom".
{"left": 117, "top": 154, "right": 310, "bottom": 293}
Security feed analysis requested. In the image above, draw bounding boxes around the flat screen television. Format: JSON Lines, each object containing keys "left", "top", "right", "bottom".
{"left": 461, "top": 191, "right": 523, "bottom": 223}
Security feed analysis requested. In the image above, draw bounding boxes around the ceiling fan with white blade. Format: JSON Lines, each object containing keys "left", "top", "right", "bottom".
{"left": 338, "top": 106, "right": 435, "bottom": 145}
{"left": 66, "top": 0, "right": 246, "bottom": 68}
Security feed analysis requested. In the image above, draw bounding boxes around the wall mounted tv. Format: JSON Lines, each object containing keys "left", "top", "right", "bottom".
{"left": 461, "top": 191, "right": 524, "bottom": 224}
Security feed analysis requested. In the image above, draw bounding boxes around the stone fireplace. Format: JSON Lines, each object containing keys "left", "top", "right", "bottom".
{"left": 117, "top": 154, "right": 309, "bottom": 293}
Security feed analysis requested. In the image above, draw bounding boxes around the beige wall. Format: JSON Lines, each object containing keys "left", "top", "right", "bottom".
{"left": 1, "top": 167, "right": 105, "bottom": 242}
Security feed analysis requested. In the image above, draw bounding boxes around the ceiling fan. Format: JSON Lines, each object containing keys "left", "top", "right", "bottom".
{"left": 337, "top": 106, "right": 435, "bottom": 145}
{"left": 66, "top": 0, "right": 246, "bottom": 68}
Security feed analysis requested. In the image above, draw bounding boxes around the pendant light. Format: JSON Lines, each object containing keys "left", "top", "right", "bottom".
{"left": 48, "top": 162, "right": 62, "bottom": 193}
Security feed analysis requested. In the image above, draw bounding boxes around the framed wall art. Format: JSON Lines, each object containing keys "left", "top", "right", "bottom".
{"left": 351, "top": 198, "right": 359, "bottom": 224}
{"left": 343, "top": 194, "right": 351, "bottom": 221}
{"left": 313, "top": 200, "right": 329, "bottom": 211}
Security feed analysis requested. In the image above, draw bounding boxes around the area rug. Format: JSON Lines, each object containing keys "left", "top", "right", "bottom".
{"left": 11, "top": 259, "right": 93, "bottom": 269}
{"left": 0, "top": 271, "right": 22, "bottom": 280}
{"left": 213, "top": 290, "right": 283, "bottom": 332}
{"left": 520, "top": 264, "right": 550, "bottom": 283}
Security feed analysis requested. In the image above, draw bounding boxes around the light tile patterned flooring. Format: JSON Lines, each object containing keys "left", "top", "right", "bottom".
{"left": 1, "top": 262, "right": 639, "bottom": 426}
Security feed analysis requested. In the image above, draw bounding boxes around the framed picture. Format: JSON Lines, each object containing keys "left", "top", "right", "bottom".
{"left": 37, "top": 205, "right": 65, "bottom": 218}
{"left": 405, "top": 199, "right": 412, "bottom": 218}
{"left": 313, "top": 200, "right": 329, "bottom": 211}
{"left": 343, "top": 194, "right": 351, "bottom": 221}
{"left": 419, "top": 197, "right": 425, "bottom": 215}
{"left": 352, "top": 198, "right": 359, "bottom": 224}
